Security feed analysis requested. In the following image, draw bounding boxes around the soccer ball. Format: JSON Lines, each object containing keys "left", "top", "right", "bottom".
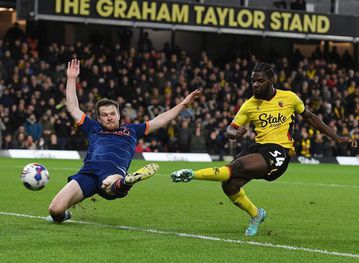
{"left": 20, "top": 163, "right": 49, "bottom": 191}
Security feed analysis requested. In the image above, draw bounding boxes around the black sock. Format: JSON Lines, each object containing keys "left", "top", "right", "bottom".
{"left": 112, "top": 178, "right": 133, "bottom": 193}
{"left": 51, "top": 213, "right": 66, "bottom": 222}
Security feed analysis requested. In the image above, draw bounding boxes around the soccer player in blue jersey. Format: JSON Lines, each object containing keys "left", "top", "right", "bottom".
{"left": 47, "top": 59, "right": 200, "bottom": 223}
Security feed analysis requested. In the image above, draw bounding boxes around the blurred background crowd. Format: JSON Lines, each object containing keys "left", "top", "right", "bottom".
{"left": 0, "top": 26, "right": 358, "bottom": 159}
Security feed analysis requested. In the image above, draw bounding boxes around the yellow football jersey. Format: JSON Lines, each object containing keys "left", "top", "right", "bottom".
{"left": 231, "top": 89, "right": 305, "bottom": 150}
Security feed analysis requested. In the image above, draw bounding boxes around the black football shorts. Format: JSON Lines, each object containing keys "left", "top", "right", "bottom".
{"left": 236, "top": 143, "right": 291, "bottom": 181}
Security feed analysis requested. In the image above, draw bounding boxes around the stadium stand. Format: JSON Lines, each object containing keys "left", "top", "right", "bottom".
{"left": 0, "top": 26, "right": 358, "bottom": 158}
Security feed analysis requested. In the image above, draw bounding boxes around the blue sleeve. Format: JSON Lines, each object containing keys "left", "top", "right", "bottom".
{"left": 78, "top": 115, "right": 99, "bottom": 137}
{"left": 128, "top": 123, "right": 148, "bottom": 139}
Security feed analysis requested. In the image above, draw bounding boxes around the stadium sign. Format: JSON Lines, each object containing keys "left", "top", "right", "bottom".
{"left": 7, "top": 149, "right": 81, "bottom": 159}
{"left": 142, "top": 152, "right": 212, "bottom": 162}
{"left": 297, "top": 156, "right": 320, "bottom": 164}
{"left": 17, "top": 0, "right": 358, "bottom": 41}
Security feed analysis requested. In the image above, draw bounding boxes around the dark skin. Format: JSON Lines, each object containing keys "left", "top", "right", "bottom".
{"left": 223, "top": 71, "right": 357, "bottom": 195}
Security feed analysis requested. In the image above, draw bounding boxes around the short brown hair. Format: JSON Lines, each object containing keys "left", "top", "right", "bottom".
{"left": 95, "top": 98, "right": 119, "bottom": 117}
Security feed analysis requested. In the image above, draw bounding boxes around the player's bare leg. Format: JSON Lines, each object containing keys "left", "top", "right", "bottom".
{"left": 47, "top": 180, "right": 84, "bottom": 223}
{"left": 101, "top": 174, "right": 124, "bottom": 195}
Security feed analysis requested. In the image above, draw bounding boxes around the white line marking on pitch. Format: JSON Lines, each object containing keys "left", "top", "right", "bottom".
{"left": 274, "top": 181, "right": 359, "bottom": 189}
{"left": 1, "top": 211, "right": 359, "bottom": 259}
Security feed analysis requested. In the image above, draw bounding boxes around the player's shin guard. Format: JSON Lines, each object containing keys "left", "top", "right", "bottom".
{"left": 228, "top": 188, "right": 258, "bottom": 218}
{"left": 193, "top": 166, "right": 231, "bottom": 181}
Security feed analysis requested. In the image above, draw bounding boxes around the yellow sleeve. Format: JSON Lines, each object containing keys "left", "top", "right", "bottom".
{"left": 291, "top": 92, "right": 305, "bottom": 114}
{"left": 231, "top": 102, "right": 249, "bottom": 127}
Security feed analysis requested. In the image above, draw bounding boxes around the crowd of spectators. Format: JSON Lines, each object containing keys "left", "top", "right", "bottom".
{"left": 0, "top": 27, "right": 358, "bottom": 159}
{"left": 274, "top": 0, "right": 307, "bottom": 11}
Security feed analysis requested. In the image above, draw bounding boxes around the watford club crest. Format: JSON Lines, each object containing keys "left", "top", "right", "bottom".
{"left": 278, "top": 101, "right": 284, "bottom": 108}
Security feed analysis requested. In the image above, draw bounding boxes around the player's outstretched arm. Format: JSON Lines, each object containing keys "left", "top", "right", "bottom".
{"left": 147, "top": 89, "right": 200, "bottom": 133}
{"left": 301, "top": 109, "right": 357, "bottom": 148}
{"left": 66, "top": 59, "right": 84, "bottom": 122}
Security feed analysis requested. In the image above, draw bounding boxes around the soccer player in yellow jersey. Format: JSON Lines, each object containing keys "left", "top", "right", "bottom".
{"left": 171, "top": 62, "right": 357, "bottom": 236}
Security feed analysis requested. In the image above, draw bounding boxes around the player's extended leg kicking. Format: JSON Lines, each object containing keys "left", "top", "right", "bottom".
{"left": 47, "top": 163, "right": 159, "bottom": 223}
{"left": 171, "top": 143, "right": 289, "bottom": 236}
{"left": 102, "top": 163, "right": 159, "bottom": 195}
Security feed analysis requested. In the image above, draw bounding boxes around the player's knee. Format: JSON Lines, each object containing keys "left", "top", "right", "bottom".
{"left": 48, "top": 201, "right": 65, "bottom": 216}
{"left": 222, "top": 181, "right": 241, "bottom": 196}
{"left": 228, "top": 159, "right": 246, "bottom": 177}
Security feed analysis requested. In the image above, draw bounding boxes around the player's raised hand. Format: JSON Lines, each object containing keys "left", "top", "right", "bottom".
{"left": 181, "top": 89, "right": 201, "bottom": 106}
{"left": 67, "top": 59, "right": 80, "bottom": 79}
{"left": 336, "top": 136, "right": 358, "bottom": 148}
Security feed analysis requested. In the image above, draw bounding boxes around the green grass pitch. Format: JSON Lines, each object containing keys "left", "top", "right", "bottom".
{"left": 0, "top": 158, "right": 358, "bottom": 262}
